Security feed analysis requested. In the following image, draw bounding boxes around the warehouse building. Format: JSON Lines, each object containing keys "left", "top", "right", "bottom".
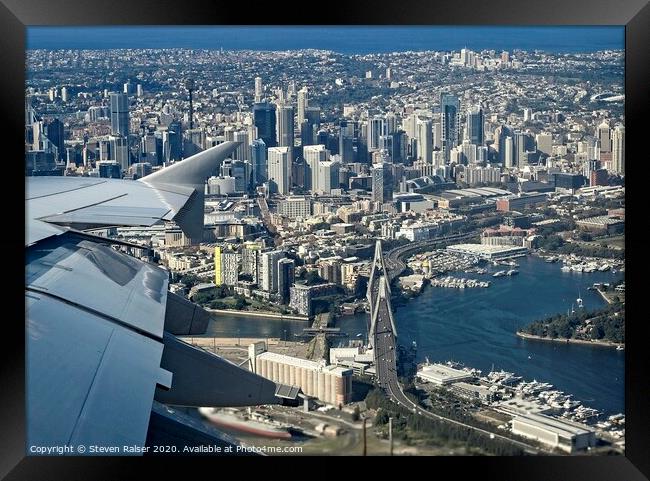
{"left": 416, "top": 363, "right": 474, "bottom": 386}
{"left": 249, "top": 343, "right": 353, "bottom": 406}
{"left": 495, "top": 193, "right": 549, "bottom": 212}
{"left": 575, "top": 215, "right": 624, "bottom": 234}
{"left": 446, "top": 243, "right": 528, "bottom": 260}
{"left": 510, "top": 412, "right": 597, "bottom": 453}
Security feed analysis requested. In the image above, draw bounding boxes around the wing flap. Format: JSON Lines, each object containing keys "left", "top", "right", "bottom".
{"left": 26, "top": 293, "right": 168, "bottom": 453}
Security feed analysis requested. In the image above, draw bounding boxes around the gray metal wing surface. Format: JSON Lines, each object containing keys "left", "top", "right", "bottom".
{"left": 25, "top": 142, "right": 301, "bottom": 455}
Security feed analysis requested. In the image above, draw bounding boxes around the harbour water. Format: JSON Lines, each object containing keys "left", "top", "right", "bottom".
{"left": 209, "top": 255, "right": 624, "bottom": 415}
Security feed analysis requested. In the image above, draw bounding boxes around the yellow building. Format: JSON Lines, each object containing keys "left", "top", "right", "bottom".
{"left": 214, "top": 246, "right": 222, "bottom": 286}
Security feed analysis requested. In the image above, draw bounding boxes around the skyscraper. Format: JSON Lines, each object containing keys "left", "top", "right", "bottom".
{"left": 504, "top": 136, "right": 514, "bottom": 169}
{"left": 253, "top": 102, "right": 277, "bottom": 148}
{"left": 277, "top": 258, "right": 295, "bottom": 304}
{"left": 313, "top": 159, "right": 341, "bottom": 195}
{"left": 367, "top": 115, "right": 386, "bottom": 152}
{"left": 232, "top": 130, "right": 249, "bottom": 160}
{"left": 416, "top": 118, "right": 433, "bottom": 163}
{"left": 260, "top": 250, "right": 285, "bottom": 293}
{"left": 304, "top": 144, "right": 330, "bottom": 194}
{"left": 514, "top": 131, "right": 529, "bottom": 167}
{"left": 250, "top": 138, "right": 267, "bottom": 185}
{"left": 297, "top": 87, "right": 309, "bottom": 126}
{"left": 267, "top": 146, "right": 291, "bottom": 194}
{"left": 109, "top": 135, "right": 130, "bottom": 171}
{"left": 300, "top": 107, "right": 321, "bottom": 147}
{"left": 597, "top": 121, "right": 611, "bottom": 153}
{"left": 494, "top": 124, "right": 513, "bottom": 164}
{"left": 371, "top": 162, "right": 393, "bottom": 203}
{"left": 44, "top": 118, "right": 65, "bottom": 161}
{"left": 611, "top": 125, "right": 625, "bottom": 175}
{"left": 163, "top": 121, "right": 183, "bottom": 162}
{"left": 440, "top": 94, "right": 460, "bottom": 161}
{"left": 535, "top": 133, "right": 553, "bottom": 156}
{"left": 466, "top": 106, "right": 484, "bottom": 145}
{"left": 275, "top": 103, "right": 295, "bottom": 150}
{"left": 254, "top": 76, "right": 263, "bottom": 103}
{"left": 339, "top": 120, "right": 357, "bottom": 163}
{"left": 109, "top": 92, "right": 129, "bottom": 137}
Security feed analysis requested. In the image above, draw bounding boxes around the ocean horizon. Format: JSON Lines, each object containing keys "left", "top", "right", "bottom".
{"left": 27, "top": 26, "right": 624, "bottom": 54}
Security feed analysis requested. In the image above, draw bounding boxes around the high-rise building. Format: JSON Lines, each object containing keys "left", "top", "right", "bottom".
{"left": 254, "top": 77, "right": 263, "bottom": 103}
{"left": 123, "top": 81, "right": 136, "bottom": 96}
{"left": 277, "top": 258, "right": 295, "bottom": 304}
{"left": 367, "top": 115, "right": 385, "bottom": 152}
{"left": 275, "top": 103, "right": 295, "bottom": 151}
{"left": 109, "top": 92, "right": 129, "bottom": 137}
{"left": 304, "top": 145, "right": 329, "bottom": 194}
{"left": 163, "top": 121, "right": 183, "bottom": 162}
{"left": 535, "top": 133, "right": 553, "bottom": 156}
{"left": 221, "top": 159, "right": 249, "bottom": 192}
{"left": 241, "top": 243, "right": 262, "bottom": 284}
{"left": 297, "top": 87, "right": 309, "bottom": 127}
{"left": 494, "top": 124, "right": 513, "bottom": 163}
{"left": 371, "top": 162, "right": 393, "bottom": 203}
{"left": 253, "top": 102, "right": 277, "bottom": 148}
{"left": 97, "top": 161, "right": 121, "bottom": 179}
{"left": 268, "top": 146, "right": 291, "bottom": 194}
{"left": 183, "top": 128, "right": 206, "bottom": 157}
{"left": 313, "top": 160, "right": 341, "bottom": 195}
{"left": 221, "top": 251, "right": 240, "bottom": 286}
{"left": 611, "top": 125, "right": 625, "bottom": 175}
{"left": 597, "top": 121, "right": 611, "bottom": 153}
{"left": 338, "top": 120, "right": 357, "bottom": 163}
{"left": 432, "top": 122, "right": 442, "bottom": 150}
{"left": 250, "top": 138, "right": 267, "bottom": 185}
{"left": 300, "top": 106, "right": 321, "bottom": 147}
{"left": 440, "top": 94, "right": 460, "bottom": 161}
{"left": 514, "top": 131, "right": 528, "bottom": 167}
{"left": 109, "top": 135, "right": 129, "bottom": 171}
{"left": 232, "top": 130, "right": 249, "bottom": 160}
{"left": 43, "top": 118, "right": 65, "bottom": 161}
{"left": 260, "top": 250, "right": 285, "bottom": 293}
{"left": 466, "top": 106, "right": 484, "bottom": 145}
{"left": 460, "top": 140, "right": 477, "bottom": 164}
{"left": 416, "top": 118, "right": 433, "bottom": 163}
{"left": 504, "top": 136, "right": 514, "bottom": 169}
{"left": 387, "top": 130, "right": 407, "bottom": 163}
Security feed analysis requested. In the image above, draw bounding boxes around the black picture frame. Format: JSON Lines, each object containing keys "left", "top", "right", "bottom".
{"left": 4, "top": 0, "right": 648, "bottom": 478}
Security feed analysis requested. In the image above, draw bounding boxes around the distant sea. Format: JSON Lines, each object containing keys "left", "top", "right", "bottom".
{"left": 26, "top": 26, "right": 624, "bottom": 53}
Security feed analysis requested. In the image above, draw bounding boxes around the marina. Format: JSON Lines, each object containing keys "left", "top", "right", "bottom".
{"left": 416, "top": 359, "right": 625, "bottom": 442}
{"left": 429, "top": 276, "right": 490, "bottom": 289}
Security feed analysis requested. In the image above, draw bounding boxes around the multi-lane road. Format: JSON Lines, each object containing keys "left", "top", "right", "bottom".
{"left": 373, "top": 238, "right": 540, "bottom": 454}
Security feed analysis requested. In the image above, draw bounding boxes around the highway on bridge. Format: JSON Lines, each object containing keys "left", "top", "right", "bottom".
{"left": 372, "top": 239, "right": 540, "bottom": 454}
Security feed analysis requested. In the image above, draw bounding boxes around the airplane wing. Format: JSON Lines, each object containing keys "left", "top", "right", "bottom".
{"left": 25, "top": 142, "right": 302, "bottom": 455}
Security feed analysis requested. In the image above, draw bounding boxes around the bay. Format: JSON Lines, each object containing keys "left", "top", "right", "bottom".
{"left": 209, "top": 255, "right": 624, "bottom": 415}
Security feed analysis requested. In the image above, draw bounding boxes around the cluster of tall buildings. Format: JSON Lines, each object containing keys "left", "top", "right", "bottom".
{"left": 25, "top": 62, "right": 625, "bottom": 201}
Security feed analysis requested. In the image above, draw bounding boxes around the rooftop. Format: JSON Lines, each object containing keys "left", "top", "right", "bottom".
{"left": 258, "top": 351, "right": 352, "bottom": 376}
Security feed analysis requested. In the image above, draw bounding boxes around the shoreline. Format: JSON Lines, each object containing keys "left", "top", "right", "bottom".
{"left": 206, "top": 308, "right": 309, "bottom": 321}
{"left": 516, "top": 331, "right": 623, "bottom": 349}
